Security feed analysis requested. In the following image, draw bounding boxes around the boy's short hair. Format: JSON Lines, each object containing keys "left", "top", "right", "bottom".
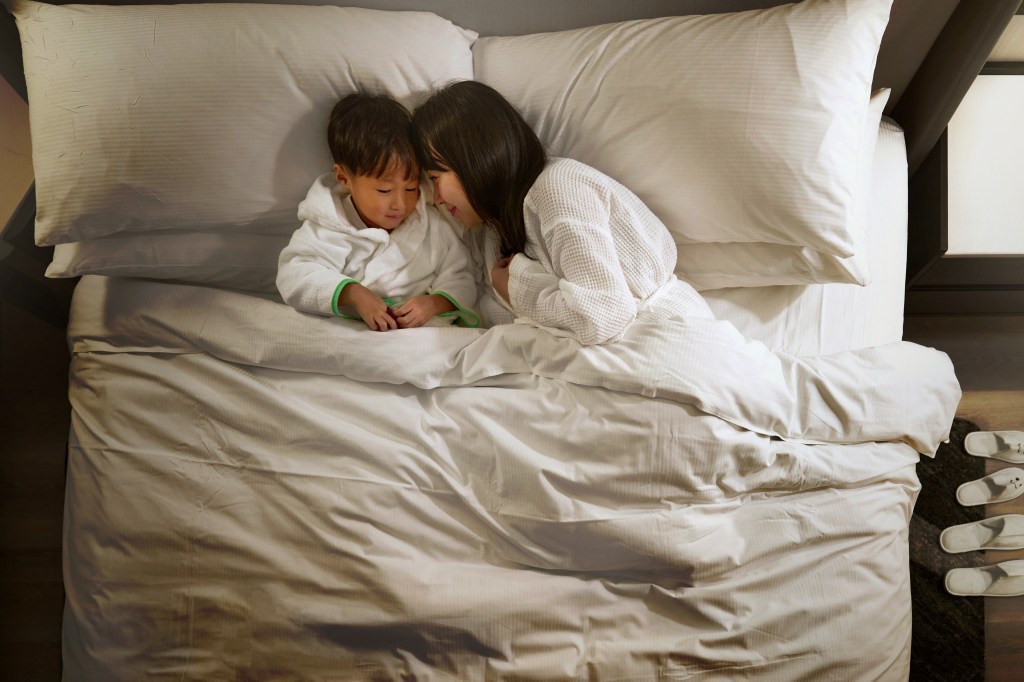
{"left": 327, "top": 93, "right": 418, "bottom": 180}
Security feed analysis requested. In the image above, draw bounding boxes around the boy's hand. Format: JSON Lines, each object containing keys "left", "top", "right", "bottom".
{"left": 490, "top": 256, "right": 513, "bottom": 304}
{"left": 392, "top": 294, "right": 454, "bottom": 328}
{"left": 341, "top": 283, "right": 397, "bottom": 331}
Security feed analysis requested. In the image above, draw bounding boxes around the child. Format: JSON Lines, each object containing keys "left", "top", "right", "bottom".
{"left": 277, "top": 93, "right": 479, "bottom": 331}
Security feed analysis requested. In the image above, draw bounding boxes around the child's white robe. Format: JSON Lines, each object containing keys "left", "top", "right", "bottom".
{"left": 277, "top": 173, "right": 477, "bottom": 323}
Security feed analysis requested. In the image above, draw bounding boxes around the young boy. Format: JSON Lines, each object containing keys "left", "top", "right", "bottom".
{"left": 277, "top": 93, "right": 479, "bottom": 331}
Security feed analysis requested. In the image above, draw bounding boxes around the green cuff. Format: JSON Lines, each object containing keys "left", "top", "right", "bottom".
{"left": 434, "top": 291, "right": 481, "bottom": 328}
{"left": 332, "top": 278, "right": 360, "bottom": 319}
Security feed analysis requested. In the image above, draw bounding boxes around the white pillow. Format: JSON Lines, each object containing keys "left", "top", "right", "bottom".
{"left": 49, "top": 97, "right": 887, "bottom": 294}
{"left": 13, "top": 0, "right": 476, "bottom": 246}
{"left": 47, "top": 232, "right": 288, "bottom": 293}
{"left": 48, "top": 93, "right": 886, "bottom": 294}
{"left": 473, "top": 0, "right": 894, "bottom": 259}
{"left": 677, "top": 241, "right": 865, "bottom": 291}
{"left": 677, "top": 89, "right": 890, "bottom": 290}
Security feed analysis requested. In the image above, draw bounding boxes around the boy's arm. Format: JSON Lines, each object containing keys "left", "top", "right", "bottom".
{"left": 425, "top": 216, "right": 482, "bottom": 327}
{"left": 277, "top": 220, "right": 361, "bottom": 317}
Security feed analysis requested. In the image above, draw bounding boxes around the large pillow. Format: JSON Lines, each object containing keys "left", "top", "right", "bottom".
{"left": 677, "top": 89, "right": 890, "bottom": 290}
{"left": 47, "top": 231, "right": 288, "bottom": 293}
{"left": 13, "top": 0, "right": 476, "bottom": 246}
{"left": 48, "top": 95, "right": 889, "bottom": 293}
{"left": 473, "top": 0, "right": 894, "bottom": 260}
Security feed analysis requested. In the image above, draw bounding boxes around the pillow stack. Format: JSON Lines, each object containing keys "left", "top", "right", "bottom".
{"left": 14, "top": 0, "right": 894, "bottom": 294}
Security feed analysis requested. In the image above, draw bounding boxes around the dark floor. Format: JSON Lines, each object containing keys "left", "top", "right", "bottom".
{"left": 0, "top": 301, "right": 68, "bottom": 678}
{"left": 903, "top": 314, "right": 1024, "bottom": 391}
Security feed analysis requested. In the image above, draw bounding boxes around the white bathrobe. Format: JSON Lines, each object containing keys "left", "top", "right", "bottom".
{"left": 277, "top": 173, "right": 477, "bottom": 325}
{"left": 505, "top": 158, "right": 714, "bottom": 345}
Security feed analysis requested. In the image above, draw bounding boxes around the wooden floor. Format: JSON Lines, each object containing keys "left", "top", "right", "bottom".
{"left": 904, "top": 314, "right": 1024, "bottom": 682}
{"left": 1, "top": 289, "right": 1022, "bottom": 678}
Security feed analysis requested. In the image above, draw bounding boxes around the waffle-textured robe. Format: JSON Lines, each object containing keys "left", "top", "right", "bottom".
{"left": 506, "top": 158, "right": 713, "bottom": 344}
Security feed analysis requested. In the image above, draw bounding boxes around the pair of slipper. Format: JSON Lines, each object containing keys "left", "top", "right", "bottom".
{"left": 942, "top": 430, "right": 1024, "bottom": 597}
{"left": 943, "top": 515, "right": 1024, "bottom": 597}
{"left": 956, "top": 430, "right": 1024, "bottom": 506}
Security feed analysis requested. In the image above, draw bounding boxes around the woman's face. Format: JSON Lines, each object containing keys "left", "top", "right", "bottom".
{"left": 428, "top": 165, "right": 482, "bottom": 227}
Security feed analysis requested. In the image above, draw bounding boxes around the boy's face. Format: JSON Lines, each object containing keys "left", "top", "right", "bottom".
{"left": 335, "top": 163, "right": 419, "bottom": 231}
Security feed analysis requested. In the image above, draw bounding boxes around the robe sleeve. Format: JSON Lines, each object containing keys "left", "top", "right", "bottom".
{"left": 507, "top": 175, "right": 636, "bottom": 345}
{"left": 276, "top": 220, "right": 358, "bottom": 317}
{"left": 428, "top": 217, "right": 481, "bottom": 327}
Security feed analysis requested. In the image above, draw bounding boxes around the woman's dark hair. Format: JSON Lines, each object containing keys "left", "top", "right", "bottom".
{"left": 327, "top": 93, "right": 418, "bottom": 180}
{"left": 411, "top": 80, "right": 547, "bottom": 257}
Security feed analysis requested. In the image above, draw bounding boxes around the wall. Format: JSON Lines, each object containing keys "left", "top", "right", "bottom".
{"left": 989, "top": 14, "right": 1024, "bottom": 59}
{"left": 945, "top": 14, "right": 1024, "bottom": 256}
{"left": 947, "top": 74, "right": 1024, "bottom": 254}
{"left": 0, "top": 72, "right": 32, "bottom": 238}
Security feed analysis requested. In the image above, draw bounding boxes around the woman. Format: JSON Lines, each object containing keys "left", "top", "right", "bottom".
{"left": 411, "top": 80, "right": 713, "bottom": 345}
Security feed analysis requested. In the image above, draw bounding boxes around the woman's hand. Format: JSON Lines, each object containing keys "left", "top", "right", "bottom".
{"left": 391, "top": 294, "right": 454, "bottom": 328}
{"left": 490, "top": 256, "right": 513, "bottom": 304}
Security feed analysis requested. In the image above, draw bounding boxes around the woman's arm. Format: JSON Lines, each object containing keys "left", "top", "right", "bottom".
{"left": 507, "top": 175, "right": 636, "bottom": 345}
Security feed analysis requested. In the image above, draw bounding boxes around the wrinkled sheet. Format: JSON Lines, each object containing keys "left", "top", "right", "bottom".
{"left": 69, "top": 276, "right": 959, "bottom": 454}
{"left": 63, "top": 276, "right": 960, "bottom": 680}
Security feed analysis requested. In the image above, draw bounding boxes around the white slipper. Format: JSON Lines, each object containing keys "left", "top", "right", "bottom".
{"left": 940, "top": 514, "right": 1024, "bottom": 553}
{"left": 955, "top": 467, "right": 1024, "bottom": 506}
{"left": 946, "top": 559, "right": 1024, "bottom": 597}
{"left": 964, "top": 430, "right": 1024, "bottom": 464}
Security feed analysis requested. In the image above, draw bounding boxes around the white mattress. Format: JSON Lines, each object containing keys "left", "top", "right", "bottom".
{"left": 703, "top": 118, "right": 908, "bottom": 356}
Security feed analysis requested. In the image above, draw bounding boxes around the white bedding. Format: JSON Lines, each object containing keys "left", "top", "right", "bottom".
{"left": 703, "top": 119, "right": 909, "bottom": 355}
{"left": 61, "top": 274, "right": 960, "bottom": 680}
{"left": 14, "top": 0, "right": 955, "bottom": 676}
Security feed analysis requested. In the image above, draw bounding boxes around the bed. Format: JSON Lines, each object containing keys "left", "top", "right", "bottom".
{"left": 7, "top": 0, "right": 966, "bottom": 679}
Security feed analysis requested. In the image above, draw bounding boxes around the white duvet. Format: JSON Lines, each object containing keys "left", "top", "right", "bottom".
{"left": 63, "top": 275, "right": 960, "bottom": 680}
